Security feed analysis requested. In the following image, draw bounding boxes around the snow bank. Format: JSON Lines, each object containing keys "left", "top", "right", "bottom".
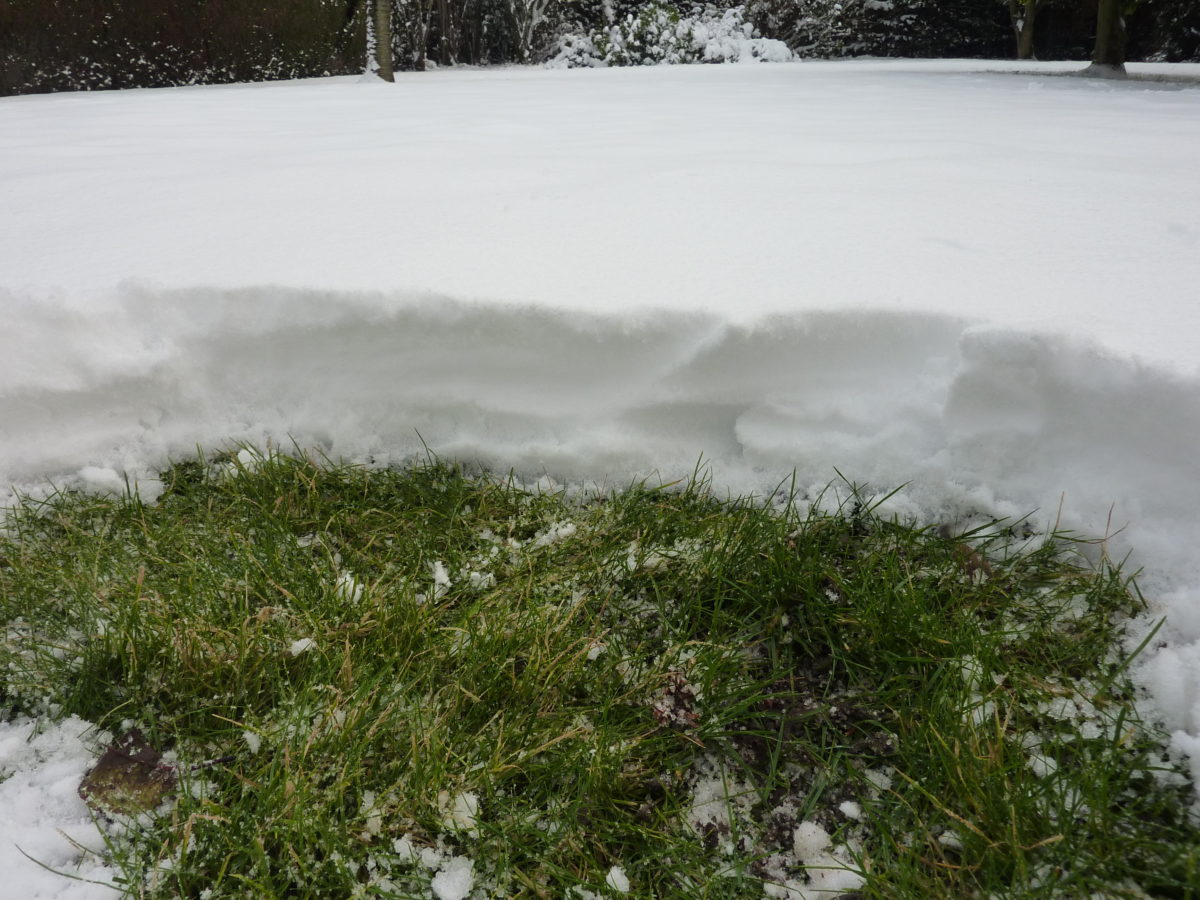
{"left": 2, "top": 286, "right": 1196, "bottom": 573}
{"left": 2, "top": 60, "right": 1200, "bottom": 853}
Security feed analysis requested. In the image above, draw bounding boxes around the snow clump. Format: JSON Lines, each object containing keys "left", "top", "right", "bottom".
{"left": 430, "top": 855, "right": 475, "bottom": 900}
{"left": 605, "top": 864, "right": 631, "bottom": 893}
{"left": 438, "top": 790, "right": 480, "bottom": 836}
{"left": 241, "top": 730, "right": 262, "bottom": 754}
{"left": 334, "top": 571, "right": 364, "bottom": 604}
{"left": 761, "top": 819, "right": 864, "bottom": 899}
{"left": 288, "top": 637, "right": 316, "bottom": 656}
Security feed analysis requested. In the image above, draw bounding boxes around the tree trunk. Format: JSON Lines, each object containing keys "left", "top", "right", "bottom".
{"left": 1008, "top": 0, "right": 1039, "bottom": 60}
{"left": 1090, "top": 0, "right": 1127, "bottom": 75}
{"left": 414, "top": 0, "right": 433, "bottom": 71}
{"left": 372, "top": 0, "right": 395, "bottom": 81}
{"left": 1017, "top": 1, "right": 1038, "bottom": 60}
{"left": 438, "top": 0, "right": 452, "bottom": 65}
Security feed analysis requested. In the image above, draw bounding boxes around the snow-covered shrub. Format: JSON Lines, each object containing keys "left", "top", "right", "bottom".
{"left": 691, "top": 5, "right": 794, "bottom": 61}
{"left": 552, "top": 31, "right": 607, "bottom": 66}
{"left": 548, "top": 3, "right": 792, "bottom": 67}
{"left": 604, "top": 3, "right": 694, "bottom": 66}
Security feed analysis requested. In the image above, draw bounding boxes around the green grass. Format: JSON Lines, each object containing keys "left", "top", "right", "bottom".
{"left": 1, "top": 449, "right": 1197, "bottom": 898}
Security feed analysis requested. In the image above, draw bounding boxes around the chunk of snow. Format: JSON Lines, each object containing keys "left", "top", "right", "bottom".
{"left": 438, "top": 790, "right": 480, "bottom": 835}
{"left": 792, "top": 821, "right": 832, "bottom": 859}
{"left": 392, "top": 834, "right": 419, "bottom": 864}
{"left": 467, "top": 570, "right": 495, "bottom": 589}
{"left": 334, "top": 571, "right": 364, "bottom": 604}
{"left": 430, "top": 856, "right": 474, "bottom": 900}
{"left": 838, "top": 800, "right": 861, "bottom": 820}
{"left": 605, "top": 865, "right": 630, "bottom": 893}
{"left": 780, "top": 820, "right": 865, "bottom": 898}
{"left": 430, "top": 561, "right": 452, "bottom": 600}
{"left": 530, "top": 521, "right": 577, "bottom": 549}
{"left": 360, "top": 790, "right": 383, "bottom": 836}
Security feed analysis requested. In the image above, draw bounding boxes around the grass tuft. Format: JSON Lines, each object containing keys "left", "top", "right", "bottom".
{"left": 1, "top": 450, "right": 1197, "bottom": 898}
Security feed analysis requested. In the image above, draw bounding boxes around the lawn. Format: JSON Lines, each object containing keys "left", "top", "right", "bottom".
{"left": 3, "top": 451, "right": 1196, "bottom": 897}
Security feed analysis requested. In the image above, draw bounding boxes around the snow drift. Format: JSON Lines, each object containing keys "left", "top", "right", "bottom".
{"left": 6, "top": 283, "right": 1198, "bottom": 568}
{"left": 3, "top": 64, "right": 1200, "bottom": 888}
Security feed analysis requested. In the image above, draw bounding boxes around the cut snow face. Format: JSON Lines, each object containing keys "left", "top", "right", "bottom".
{"left": 2, "top": 59, "right": 1200, "bottom": 797}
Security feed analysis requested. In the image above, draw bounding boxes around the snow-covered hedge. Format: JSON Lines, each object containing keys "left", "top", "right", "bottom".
{"left": 548, "top": 4, "right": 792, "bottom": 67}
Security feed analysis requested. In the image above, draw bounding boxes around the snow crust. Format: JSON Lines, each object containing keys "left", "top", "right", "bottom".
{"left": 2, "top": 60, "right": 1200, "bottom": 891}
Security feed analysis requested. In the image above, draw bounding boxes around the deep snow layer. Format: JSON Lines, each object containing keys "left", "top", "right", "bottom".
{"left": 3, "top": 61, "right": 1200, "bottom": 888}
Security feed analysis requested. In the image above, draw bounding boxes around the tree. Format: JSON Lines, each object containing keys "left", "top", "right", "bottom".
{"left": 369, "top": 0, "right": 395, "bottom": 79}
{"left": 344, "top": 0, "right": 395, "bottom": 78}
{"left": 1087, "top": 0, "right": 1127, "bottom": 75}
{"left": 508, "top": 0, "right": 553, "bottom": 61}
{"left": 1006, "top": 0, "right": 1044, "bottom": 58}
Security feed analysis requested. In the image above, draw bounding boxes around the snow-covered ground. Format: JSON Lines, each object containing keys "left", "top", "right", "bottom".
{"left": 2, "top": 59, "right": 1200, "bottom": 893}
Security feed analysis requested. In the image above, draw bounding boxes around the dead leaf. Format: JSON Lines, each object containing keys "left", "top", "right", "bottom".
{"left": 954, "top": 543, "right": 993, "bottom": 581}
{"left": 79, "top": 728, "right": 176, "bottom": 815}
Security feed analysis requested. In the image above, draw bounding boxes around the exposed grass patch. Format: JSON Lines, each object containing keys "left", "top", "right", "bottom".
{"left": 2, "top": 450, "right": 1197, "bottom": 898}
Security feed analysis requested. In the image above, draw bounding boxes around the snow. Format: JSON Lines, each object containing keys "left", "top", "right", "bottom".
{"left": 438, "top": 790, "right": 481, "bottom": 836}
{"left": 431, "top": 561, "right": 453, "bottom": 599}
{"left": 773, "top": 821, "right": 863, "bottom": 899}
{"left": 686, "top": 754, "right": 762, "bottom": 860}
{"left": 334, "top": 571, "right": 365, "bottom": 604}
{"left": 392, "top": 834, "right": 420, "bottom": 864}
{"left": 2, "top": 57, "right": 1200, "bottom": 892}
{"left": 288, "top": 637, "right": 316, "bottom": 656}
{"left": 838, "top": 800, "right": 861, "bottom": 820}
{"left": 529, "top": 521, "right": 578, "bottom": 549}
{"left": 605, "top": 865, "right": 631, "bottom": 893}
{"left": 76, "top": 466, "right": 129, "bottom": 496}
{"left": 0, "top": 716, "right": 117, "bottom": 898}
{"left": 429, "top": 855, "right": 475, "bottom": 900}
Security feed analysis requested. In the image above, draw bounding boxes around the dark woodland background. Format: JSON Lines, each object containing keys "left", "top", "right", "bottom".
{"left": 2, "top": 0, "right": 1197, "bottom": 96}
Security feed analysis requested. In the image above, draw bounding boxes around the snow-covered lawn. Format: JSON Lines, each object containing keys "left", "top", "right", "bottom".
{"left": 2, "top": 59, "right": 1200, "bottom": 895}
